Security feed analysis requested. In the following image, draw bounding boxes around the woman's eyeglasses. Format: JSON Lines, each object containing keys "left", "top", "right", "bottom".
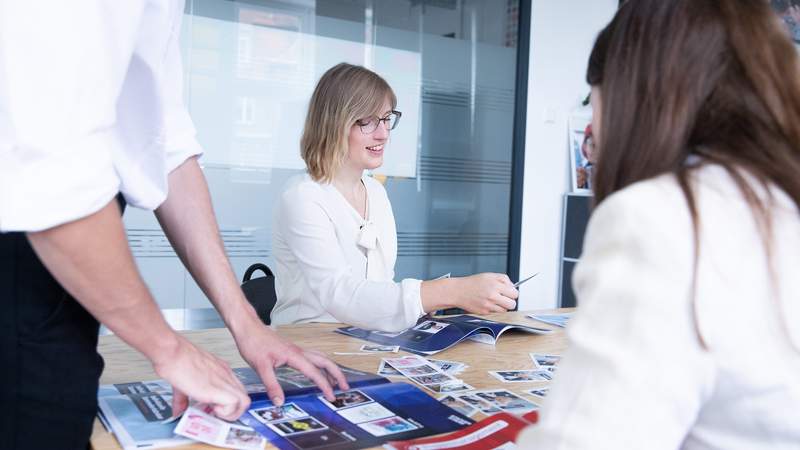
{"left": 356, "top": 110, "right": 402, "bottom": 134}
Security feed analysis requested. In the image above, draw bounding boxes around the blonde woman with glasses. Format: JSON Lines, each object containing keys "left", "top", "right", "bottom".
{"left": 271, "top": 63, "right": 518, "bottom": 332}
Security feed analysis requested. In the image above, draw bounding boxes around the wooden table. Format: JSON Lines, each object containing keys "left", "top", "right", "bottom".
{"left": 90, "top": 309, "right": 571, "bottom": 450}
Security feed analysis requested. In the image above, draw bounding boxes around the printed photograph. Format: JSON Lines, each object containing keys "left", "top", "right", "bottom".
{"left": 358, "top": 416, "right": 418, "bottom": 437}
{"left": 530, "top": 353, "right": 561, "bottom": 370}
{"left": 377, "top": 361, "right": 402, "bottom": 377}
{"left": 456, "top": 394, "right": 500, "bottom": 414}
{"left": 401, "top": 364, "right": 437, "bottom": 376}
{"left": 439, "top": 395, "right": 477, "bottom": 417}
{"left": 250, "top": 403, "right": 307, "bottom": 424}
{"left": 489, "top": 370, "right": 553, "bottom": 383}
{"left": 336, "top": 402, "right": 394, "bottom": 424}
{"left": 426, "top": 382, "right": 474, "bottom": 394}
{"left": 224, "top": 426, "right": 264, "bottom": 447}
{"left": 476, "top": 390, "right": 537, "bottom": 411}
{"left": 383, "top": 355, "right": 427, "bottom": 369}
{"left": 413, "top": 320, "right": 449, "bottom": 334}
{"left": 360, "top": 344, "right": 400, "bottom": 353}
{"left": 268, "top": 417, "right": 328, "bottom": 436}
{"left": 525, "top": 387, "right": 550, "bottom": 398}
{"left": 410, "top": 373, "right": 455, "bottom": 386}
{"left": 319, "top": 390, "right": 373, "bottom": 410}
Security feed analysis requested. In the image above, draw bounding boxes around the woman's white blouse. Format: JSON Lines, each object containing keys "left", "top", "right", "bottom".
{"left": 519, "top": 165, "right": 800, "bottom": 449}
{"left": 270, "top": 174, "right": 424, "bottom": 332}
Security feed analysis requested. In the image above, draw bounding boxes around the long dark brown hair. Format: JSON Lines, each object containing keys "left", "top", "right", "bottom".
{"left": 587, "top": 0, "right": 800, "bottom": 346}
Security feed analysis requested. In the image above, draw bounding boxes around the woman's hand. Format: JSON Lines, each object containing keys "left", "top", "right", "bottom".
{"left": 422, "top": 273, "right": 518, "bottom": 314}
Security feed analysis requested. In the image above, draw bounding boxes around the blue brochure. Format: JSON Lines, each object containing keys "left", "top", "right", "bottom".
{"left": 239, "top": 382, "right": 473, "bottom": 450}
{"left": 97, "top": 365, "right": 401, "bottom": 450}
{"left": 335, "top": 314, "right": 552, "bottom": 355}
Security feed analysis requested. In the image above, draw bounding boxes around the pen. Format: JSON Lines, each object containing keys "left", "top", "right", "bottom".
{"left": 513, "top": 273, "right": 539, "bottom": 288}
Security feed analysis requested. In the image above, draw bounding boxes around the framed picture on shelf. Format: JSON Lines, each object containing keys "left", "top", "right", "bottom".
{"left": 568, "top": 108, "right": 593, "bottom": 194}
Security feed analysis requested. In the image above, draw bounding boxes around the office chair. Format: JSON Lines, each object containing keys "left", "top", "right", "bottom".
{"left": 241, "top": 263, "right": 277, "bottom": 325}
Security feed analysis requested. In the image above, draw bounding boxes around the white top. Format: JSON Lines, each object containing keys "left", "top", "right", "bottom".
{"left": 519, "top": 164, "right": 800, "bottom": 449}
{"left": 0, "top": 0, "right": 202, "bottom": 232}
{"left": 271, "top": 174, "right": 424, "bottom": 332}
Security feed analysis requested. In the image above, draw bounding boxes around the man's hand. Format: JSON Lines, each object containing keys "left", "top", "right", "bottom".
{"left": 232, "top": 320, "right": 350, "bottom": 406}
{"left": 153, "top": 334, "right": 250, "bottom": 420}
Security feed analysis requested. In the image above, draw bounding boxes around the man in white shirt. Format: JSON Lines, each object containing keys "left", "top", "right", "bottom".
{"left": 0, "top": 2, "right": 346, "bottom": 448}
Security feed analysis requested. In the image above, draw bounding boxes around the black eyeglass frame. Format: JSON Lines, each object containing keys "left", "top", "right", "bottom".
{"left": 355, "top": 110, "right": 402, "bottom": 134}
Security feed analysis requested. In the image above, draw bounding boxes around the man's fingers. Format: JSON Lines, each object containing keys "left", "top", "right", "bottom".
{"left": 288, "top": 356, "right": 336, "bottom": 401}
{"left": 304, "top": 351, "right": 350, "bottom": 391}
{"left": 171, "top": 387, "right": 189, "bottom": 419}
{"left": 255, "top": 362, "right": 286, "bottom": 406}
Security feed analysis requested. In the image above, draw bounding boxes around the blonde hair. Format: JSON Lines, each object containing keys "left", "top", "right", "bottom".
{"left": 301, "top": 63, "right": 397, "bottom": 182}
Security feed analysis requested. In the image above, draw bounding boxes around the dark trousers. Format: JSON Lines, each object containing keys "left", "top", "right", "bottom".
{"left": 0, "top": 234, "right": 104, "bottom": 450}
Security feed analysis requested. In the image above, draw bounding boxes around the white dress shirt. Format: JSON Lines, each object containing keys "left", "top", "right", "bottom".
{"left": 519, "top": 164, "right": 800, "bottom": 449}
{"left": 0, "top": 0, "right": 202, "bottom": 232}
{"left": 271, "top": 173, "right": 424, "bottom": 332}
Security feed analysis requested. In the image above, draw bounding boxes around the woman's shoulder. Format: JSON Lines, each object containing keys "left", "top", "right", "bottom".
{"left": 280, "top": 173, "right": 326, "bottom": 201}
{"left": 595, "top": 164, "right": 748, "bottom": 221}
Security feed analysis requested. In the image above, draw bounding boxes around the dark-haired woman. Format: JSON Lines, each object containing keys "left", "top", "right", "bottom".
{"left": 520, "top": 1, "right": 800, "bottom": 448}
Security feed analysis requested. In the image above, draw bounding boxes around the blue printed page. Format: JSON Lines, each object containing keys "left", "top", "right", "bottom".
{"left": 239, "top": 382, "right": 472, "bottom": 450}
{"left": 336, "top": 315, "right": 551, "bottom": 355}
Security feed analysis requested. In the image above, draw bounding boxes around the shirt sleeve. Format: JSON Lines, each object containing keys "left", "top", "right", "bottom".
{"left": 0, "top": 1, "right": 146, "bottom": 232}
{"left": 277, "top": 187, "right": 424, "bottom": 332}
{"left": 160, "top": 5, "right": 203, "bottom": 174}
{"left": 517, "top": 183, "right": 716, "bottom": 449}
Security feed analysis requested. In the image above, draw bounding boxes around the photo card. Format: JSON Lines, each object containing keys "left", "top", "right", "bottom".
{"left": 250, "top": 403, "right": 308, "bottom": 424}
{"left": 377, "top": 360, "right": 403, "bottom": 377}
{"left": 336, "top": 402, "right": 394, "bottom": 424}
{"left": 530, "top": 354, "right": 561, "bottom": 370}
{"left": 525, "top": 387, "right": 550, "bottom": 398}
{"left": 358, "top": 416, "right": 418, "bottom": 437}
{"left": 475, "top": 389, "right": 538, "bottom": 412}
{"left": 438, "top": 395, "right": 478, "bottom": 417}
{"left": 412, "top": 320, "right": 450, "bottom": 334}
{"left": 488, "top": 370, "right": 553, "bottom": 383}
{"left": 318, "top": 390, "right": 374, "bottom": 410}
{"left": 360, "top": 344, "right": 400, "bottom": 353}
{"left": 268, "top": 417, "right": 328, "bottom": 436}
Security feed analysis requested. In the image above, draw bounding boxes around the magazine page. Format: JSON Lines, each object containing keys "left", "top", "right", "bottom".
{"left": 336, "top": 316, "right": 551, "bottom": 355}
{"left": 237, "top": 366, "right": 388, "bottom": 400}
{"left": 97, "top": 386, "right": 191, "bottom": 450}
{"left": 98, "top": 365, "right": 388, "bottom": 450}
{"left": 386, "top": 412, "right": 537, "bottom": 450}
{"left": 238, "top": 382, "right": 473, "bottom": 450}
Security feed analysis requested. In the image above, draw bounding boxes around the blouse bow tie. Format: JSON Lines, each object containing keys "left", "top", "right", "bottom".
{"left": 357, "top": 221, "right": 378, "bottom": 250}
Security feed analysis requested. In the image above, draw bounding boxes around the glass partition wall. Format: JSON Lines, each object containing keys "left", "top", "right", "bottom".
{"left": 123, "top": 0, "right": 523, "bottom": 326}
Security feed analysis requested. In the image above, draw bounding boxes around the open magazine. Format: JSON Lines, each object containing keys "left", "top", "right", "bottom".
{"left": 387, "top": 411, "right": 539, "bottom": 450}
{"left": 97, "top": 365, "right": 406, "bottom": 450}
{"left": 239, "top": 382, "right": 473, "bottom": 450}
{"left": 335, "top": 315, "right": 552, "bottom": 355}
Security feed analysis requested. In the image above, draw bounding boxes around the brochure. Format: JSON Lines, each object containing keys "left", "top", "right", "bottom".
{"left": 527, "top": 312, "right": 572, "bottom": 328}
{"left": 386, "top": 411, "right": 539, "bottom": 450}
{"left": 96, "top": 365, "right": 395, "bottom": 450}
{"left": 239, "top": 382, "right": 473, "bottom": 450}
{"left": 335, "top": 315, "right": 552, "bottom": 355}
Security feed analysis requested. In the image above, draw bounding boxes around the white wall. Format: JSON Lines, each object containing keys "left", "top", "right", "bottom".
{"left": 517, "top": 0, "right": 618, "bottom": 310}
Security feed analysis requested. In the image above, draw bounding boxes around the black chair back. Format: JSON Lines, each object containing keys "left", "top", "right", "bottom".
{"left": 241, "top": 263, "right": 277, "bottom": 325}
